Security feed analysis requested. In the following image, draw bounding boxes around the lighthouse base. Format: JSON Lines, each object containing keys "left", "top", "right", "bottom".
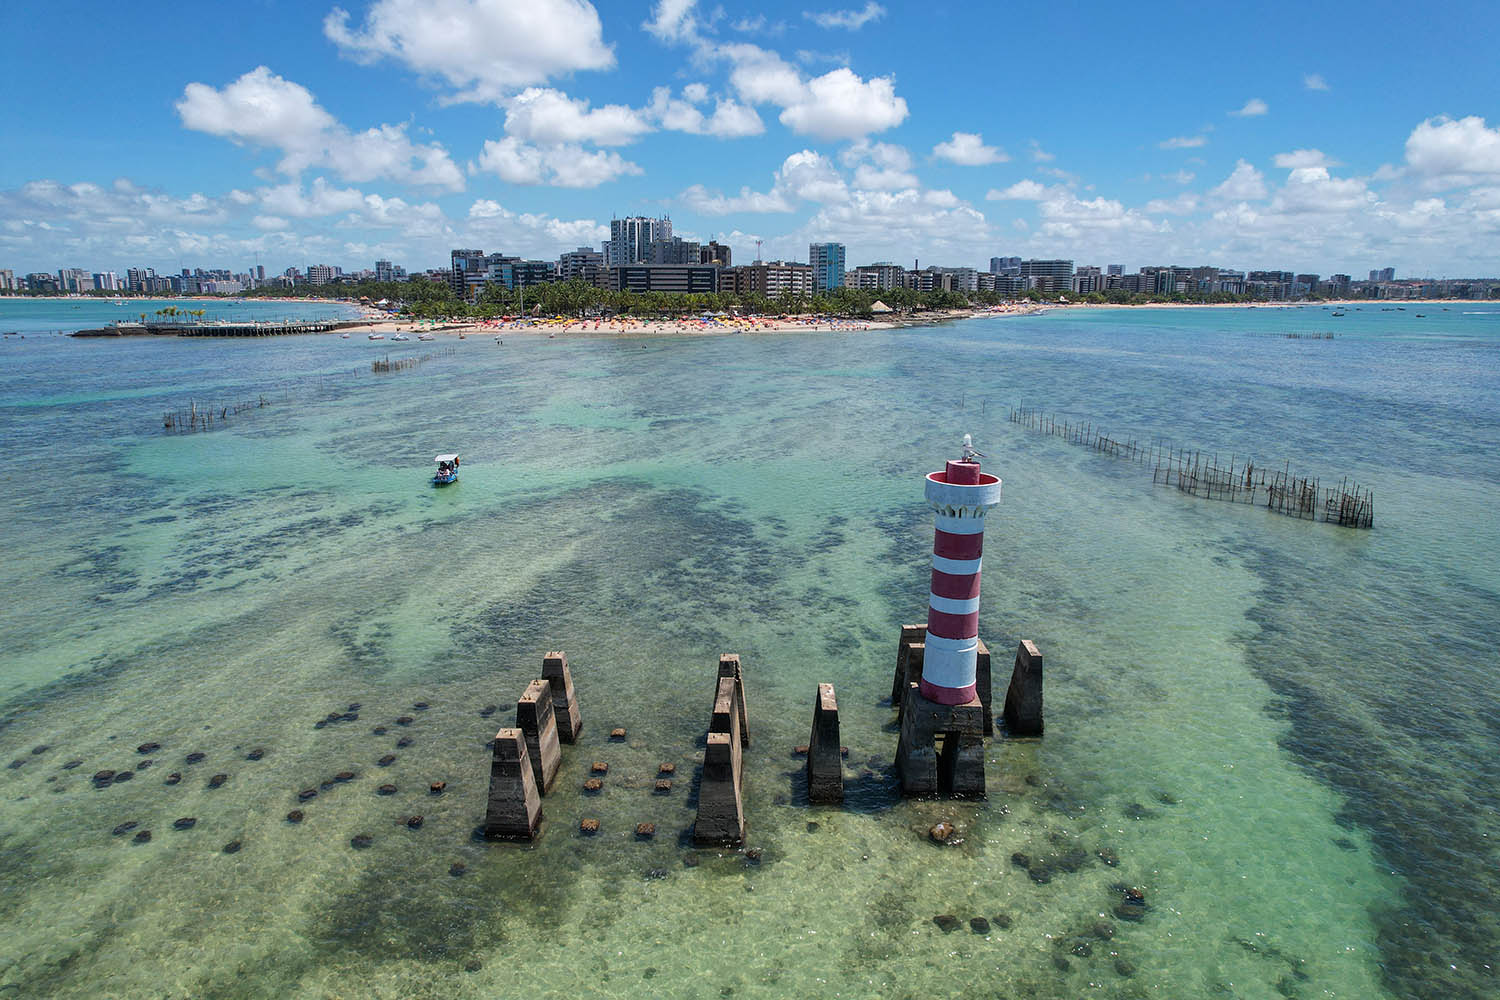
{"left": 896, "top": 688, "right": 986, "bottom": 798}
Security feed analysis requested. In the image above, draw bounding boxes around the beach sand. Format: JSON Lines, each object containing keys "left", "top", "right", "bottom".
{"left": 341, "top": 303, "right": 1047, "bottom": 339}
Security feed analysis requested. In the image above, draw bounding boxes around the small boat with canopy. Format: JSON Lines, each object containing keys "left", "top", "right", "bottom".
{"left": 433, "top": 454, "right": 460, "bottom": 486}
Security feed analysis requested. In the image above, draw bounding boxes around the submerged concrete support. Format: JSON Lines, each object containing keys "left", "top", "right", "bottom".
{"left": 516, "top": 680, "right": 562, "bottom": 794}
{"left": 975, "top": 638, "right": 994, "bottom": 737}
{"left": 718, "top": 654, "right": 750, "bottom": 747}
{"left": 541, "top": 651, "right": 581, "bottom": 744}
{"left": 891, "top": 624, "right": 926, "bottom": 703}
{"left": 897, "top": 689, "right": 986, "bottom": 798}
{"left": 695, "top": 674, "right": 746, "bottom": 845}
{"left": 484, "top": 728, "right": 542, "bottom": 840}
{"left": 807, "top": 683, "right": 843, "bottom": 804}
{"left": 1003, "top": 640, "right": 1044, "bottom": 737}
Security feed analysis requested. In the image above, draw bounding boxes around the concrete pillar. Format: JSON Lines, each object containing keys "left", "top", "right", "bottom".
{"left": 708, "top": 675, "right": 739, "bottom": 744}
{"left": 975, "top": 638, "right": 994, "bottom": 737}
{"left": 541, "top": 651, "right": 581, "bottom": 743}
{"left": 516, "top": 680, "right": 562, "bottom": 794}
{"left": 890, "top": 624, "right": 926, "bottom": 703}
{"left": 807, "top": 683, "right": 843, "bottom": 804}
{"left": 695, "top": 733, "right": 745, "bottom": 845}
{"left": 1003, "top": 640, "right": 1044, "bottom": 736}
{"left": 695, "top": 675, "right": 746, "bottom": 845}
{"left": 897, "top": 688, "right": 986, "bottom": 798}
{"left": 484, "top": 728, "right": 542, "bottom": 840}
{"left": 718, "top": 654, "right": 750, "bottom": 747}
{"left": 896, "top": 641, "right": 924, "bottom": 726}
{"left": 939, "top": 734, "right": 987, "bottom": 798}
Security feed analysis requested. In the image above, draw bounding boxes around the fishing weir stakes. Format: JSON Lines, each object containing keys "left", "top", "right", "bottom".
{"left": 1008, "top": 406, "right": 1375, "bottom": 529}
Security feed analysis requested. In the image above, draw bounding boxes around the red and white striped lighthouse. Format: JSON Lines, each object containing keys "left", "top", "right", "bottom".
{"left": 920, "top": 439, "right": 1003, "bottom": 705}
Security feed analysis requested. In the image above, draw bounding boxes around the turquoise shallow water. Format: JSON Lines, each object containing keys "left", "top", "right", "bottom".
{"left": 0, "top": 303, "right": 1497, "bottom": 998}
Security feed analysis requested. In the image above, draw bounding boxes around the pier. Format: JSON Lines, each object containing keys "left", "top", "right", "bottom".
{"left": 73, "top": 320, "right": 363, "bottom": 338}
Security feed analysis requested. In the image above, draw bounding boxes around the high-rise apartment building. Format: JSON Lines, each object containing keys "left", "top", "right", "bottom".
{"left": 648, "top": 236, "right": 700, "bottom": 266}
{"left": 1073, "top": 266, "right": 1103, "bottom": 294}
{"left": 306, "top": 264, "right": 336, "bottom": 286}
{"left": 57, "top": 268, "right": 93, "bottom": 292}
{"left": 700, "top": 241, "right": 732, "bottom": 267}
{"left": 1106, "top": 264, "right": 1124, "bottom": 276}
{"left": 609, "top": 264, "right": 720, "bottom": 294}
{"left": 1020, "top": 259, "right": 1074, "bottom": 293}
{"left": 723, "top": 261, "right": 814, "bottom": 297}
{"left": 0, "top": 269, "right": 15, "bottom": 291}
{"left": 558, "top": 247, "right": 605, "bottom": 286}
{"left": 851, "top": 262, "right": 905, "bottom": 290}
{"left": 375, "top": 260, "right": 395, "bottom": 282}
{"left": 989, "top": 256, "right": 1021, "bottom": 276}
{"left": 450, "top": 249, "right": 486, "bottom": 297}
{"left": 605, "top": 216, "right": 671, "bottom": 268}
{"left": 809, "top": 242, "right": 846, "bottom": 290}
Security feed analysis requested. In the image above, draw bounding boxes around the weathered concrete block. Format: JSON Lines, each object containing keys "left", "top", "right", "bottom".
{"left": 541, "top": 650, "right": 581, "bottom": 744}
{"left": 975, "top": 637, "right": 994, "bottom": 737}
{"left": 897, "top": 688, "right": 986, "bottom": 798}
{"left": 516, "top": 680, "right": 562, "bottom": 794}
{"left": 718, "top": 654, "right": 750, "bottom": 747}
{"left": 1003, "top": 640, "right": 1043, "bottom": 737}
{"left": 891, "top": 624, "right": 926, "bottom": 702}
{"left": 484, "top": 728, "right": 542, "bottom": 840}
{"left": 938, "top": 733, "right": 987, "bottom": 798}
{"left": 807, "top": 683, "right": 843, "bottom": 804}
{"left": 896, "top": 643, "right": 925, "bottom": 725}
{"left": 694, "top": 732, "right": 745, "bottom": 845}
{"left": 696, "top": 673, "right": 745, "bottom": 845}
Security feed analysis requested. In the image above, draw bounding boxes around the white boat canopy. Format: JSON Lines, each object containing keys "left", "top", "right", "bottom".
{"left": 434, "top": 454, "right": 459, "bottom": 464}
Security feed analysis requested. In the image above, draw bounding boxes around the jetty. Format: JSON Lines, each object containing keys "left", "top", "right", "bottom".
{"left": 72, "top": 320, "right": 363, "bottom": 338}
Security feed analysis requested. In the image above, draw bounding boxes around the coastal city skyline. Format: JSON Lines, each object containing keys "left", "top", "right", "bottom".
{"left": 3, "top": 1, "right": 1499, "bottom": 277}
{"left": 15, "top": 240, "right": 1488, "bottom": 303}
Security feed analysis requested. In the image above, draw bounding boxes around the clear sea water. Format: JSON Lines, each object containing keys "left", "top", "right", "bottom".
{"left": 0, "top": 301, "right": 1496, "bottom": 999}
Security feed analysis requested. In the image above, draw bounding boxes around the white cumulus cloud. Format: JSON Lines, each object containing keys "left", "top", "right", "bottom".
{"left": 474, "top": 137, "right": 642, "bottom": 188}
{"left": 1404, "top": 115, "right": 1500, "bottom": 188}
{"left": 502, "top": 88, "right": 653, "bottom": 147}
{"left": 646, "top": 8, "right": 908, "bottom": 141}
{"left": 804, "top": 3, "right": 885, "bottom": 30}
{"left": 1304, "top": 73, "right": 1330, "bottom": 91}
{"left": 325, "top": 0, "right": 614, "bottom": 104}
{"left": 679, "top": 148, "right": 847, "bottom": 215}
{"left": 932, "top": 131, "right": 1008, "bottom": 166}
{"left": 1273, "top": 149, "right": 1338, "bottom": 169}
{"left": 1159, "top": 135, "right": 1207, "bottom": 150}
{"left": 466, "top": 199, "right": 607, "bottom": 248}
{"left": 647, "top": 87, "right": 765, "bottom": 137}
{"left": 1229, "top": 98, "right": 1269, "bottom": 117}
{"left": 1210, "top": 160, "right": 1268, "bottom": 200}
{"left": 985, "top": 180, "right": 1048, "bottom": 201}
{"left": 842, "top": 140, "right": 918, "bottom": 189}
{"left": 776, "top": 67, "right": 907, "bottom": 140}
{"left": 176, "top": 66, "right": 464, "bottom": 190}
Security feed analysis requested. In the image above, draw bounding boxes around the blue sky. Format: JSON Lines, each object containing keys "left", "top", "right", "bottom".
{"left": 2, "top": 0, "right": 1498, "bottom": 277}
